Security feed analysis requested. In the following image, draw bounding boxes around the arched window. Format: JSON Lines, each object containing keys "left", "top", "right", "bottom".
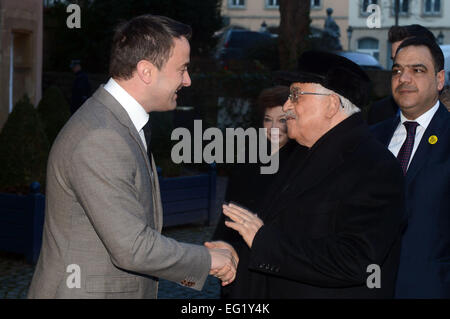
{"left": 357, "top": 37, "right": 379, "bottom": 61}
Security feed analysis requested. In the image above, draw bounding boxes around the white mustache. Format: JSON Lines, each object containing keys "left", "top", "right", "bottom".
{"left": 284, "top": 111, "right": 297, "bottom": 119}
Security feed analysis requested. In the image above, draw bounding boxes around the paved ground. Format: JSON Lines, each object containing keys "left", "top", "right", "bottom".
{"left": 0, "top": 176, "right": 228, "bottom": 299}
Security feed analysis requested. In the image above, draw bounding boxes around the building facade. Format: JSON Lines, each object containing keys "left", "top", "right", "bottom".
{"left": 0, "top": 0, "right": 43, "bottom": 130}
{"left": 348, "top": 0, "right": 450, "bottom": 69}
{"left": 221, "top": 0, "right": 350, "bottom": 49}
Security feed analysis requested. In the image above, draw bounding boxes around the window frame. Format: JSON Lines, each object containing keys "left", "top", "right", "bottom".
{"left": 357, "top": 37, "right": 380, "bottom": 61}
{"left": 391, "top": 0, "right": 410, "bottom": 16}
{"left": 423, "top": 0, "right": 442, "bottom": 16}
{"left": 360, "top": 0, "right": 379, "bottom": 16}
{"left": 228, "top": 0, "right": 246, "bottom": 9}
{"left": 265, "top": 0, "right": 279, "bottom": 9}
{"left": 310, "top": 0, "right": 322, "bottom": 10}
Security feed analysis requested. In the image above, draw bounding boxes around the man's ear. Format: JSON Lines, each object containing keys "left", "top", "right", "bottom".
{"left": 136, "top": 60, "right": 156, "bottom": 85}
{"left": 325, "top": 94, "right": 341, "bottom": 119}
{"left": 437, "top": 69, "right": 445, "bottom": 91}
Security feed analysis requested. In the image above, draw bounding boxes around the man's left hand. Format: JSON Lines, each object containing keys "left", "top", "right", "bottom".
{"left": 223, "top": 203, "right": 264, "bottom": 248}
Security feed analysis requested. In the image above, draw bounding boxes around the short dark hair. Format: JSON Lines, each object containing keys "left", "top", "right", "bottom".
{"left": 109, "top": 15, "right": 192, "bottom": 80}
{"left": 256, "top": 86, "right": 290, "bottom": 125}
{"left": 388, "top": 24, "right": 436, "bottom": 43}
{"left": 396, "top": 36, "right": 445, "bottom": 73}
{"left": 258, "top": 86, "right": 290, "bottom": 114}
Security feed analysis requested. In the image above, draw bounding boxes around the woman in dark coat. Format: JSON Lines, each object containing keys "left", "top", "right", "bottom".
{"left": 209, "top": 86, "right": 305, "bottom": 298}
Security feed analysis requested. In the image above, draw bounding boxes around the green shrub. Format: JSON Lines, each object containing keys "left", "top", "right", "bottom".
{"left": 0, "top": 95, "right": 50, "bottom": 193}
{"left": 37, "top": 86, "right": 71, "bottom": 146}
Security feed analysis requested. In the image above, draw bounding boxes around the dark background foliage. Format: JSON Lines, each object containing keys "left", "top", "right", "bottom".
{"left": 0, "top": 96, "right": 50, "bottom": 193}
{"left": 44, "top": 0, "right": 223, "bottom": 73}
{"left": 37, "top": 86, "right": 71, "bottom": 146}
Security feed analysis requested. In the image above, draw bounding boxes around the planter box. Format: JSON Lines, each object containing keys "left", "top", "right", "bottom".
{"left": 159, "top": 164, "right": 216, "bottom": 228}
{"left": 0, "top": 182, "right": 45, "bottom": 264}
{"left": 0, "top": 165, "right": 216, "bottom": 264}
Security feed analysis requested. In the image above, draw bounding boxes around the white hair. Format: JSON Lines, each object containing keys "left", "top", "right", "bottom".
{"left": 315, "top": 84, "right": 361, "bottom": 117}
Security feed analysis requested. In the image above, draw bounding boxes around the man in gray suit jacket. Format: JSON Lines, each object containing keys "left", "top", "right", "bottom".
{"left": 28, "top": 15, "right": 237, "bottom": 299}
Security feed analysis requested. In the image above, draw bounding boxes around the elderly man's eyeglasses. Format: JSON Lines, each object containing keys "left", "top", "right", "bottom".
{"left": 288, "top": 88, "right": 343, "bottom": 108}
{"left": 288, "top": 88, "right": 332, "bottom": 103}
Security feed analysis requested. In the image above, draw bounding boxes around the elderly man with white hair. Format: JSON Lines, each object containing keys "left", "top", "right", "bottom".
{"left": 219, "top": 51, "right": 405, "bottom": 298}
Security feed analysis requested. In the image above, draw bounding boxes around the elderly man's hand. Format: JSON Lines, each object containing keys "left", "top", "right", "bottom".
{"left": 204, "top": 241, "right": 239, "bottom": 286}
{"left": 207, "top": 243, "right": 238, "bottom": 286}
{"left": 223, "top": 203, "right": 264, "bottom": 248}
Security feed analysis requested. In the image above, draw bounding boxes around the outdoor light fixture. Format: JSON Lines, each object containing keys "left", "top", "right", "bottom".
{"left": 347, "top": 26, "right": 353, "bottom": 51}
{"left": 260, "top": 20, "right": 268, "bottom": 33}
{"left": 437, "top": 31, "right": 444, "bottom": 45}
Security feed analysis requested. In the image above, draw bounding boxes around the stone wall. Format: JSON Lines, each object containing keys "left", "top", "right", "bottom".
{"left": 0, "top": 0, "right": 43, "bottom": 130}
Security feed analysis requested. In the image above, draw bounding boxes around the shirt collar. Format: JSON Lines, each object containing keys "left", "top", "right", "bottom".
{"left": 400, "top": 100, "right": 440, "bottom": 129}
{"left": 103, "top": 78, "right": 149, "bottom": 132}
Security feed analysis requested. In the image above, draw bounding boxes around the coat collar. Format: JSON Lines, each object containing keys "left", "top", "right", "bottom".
{"left": 92, "top": 87, "right": 150, "bottom": 169}
{"left": 262, "top": 113, "right": 369, "bottom": 221}
{"left": 291, "top": 113, "right": 368, "bottom": 195}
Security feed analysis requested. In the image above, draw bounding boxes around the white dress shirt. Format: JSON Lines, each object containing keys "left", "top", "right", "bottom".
{"left": 388, "top": 100, "right": 440, "bottom": 169}
{"left": 103, "top": 78, "right": 150, "bottom": 150}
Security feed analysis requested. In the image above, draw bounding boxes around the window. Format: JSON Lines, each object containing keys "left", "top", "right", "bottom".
{"left": 361, "top": 0, "right": 378, "bottom": 15}
{"left": 266, "top": 0, "right": 279, "bottom": 9}
{"left": 311, "top": 0, "right": 322, "bottom": 9}
{"left": 358, "top": 38, "right": 380, "bottom": 61}
{"left": 229, "top": 0, "right": 245, "bottom": 8}
{"left": 392, "top": 0, "right": 410, "bottom": 15}
{"left": 424, "top": 0, "right": 441, "bottom": 15}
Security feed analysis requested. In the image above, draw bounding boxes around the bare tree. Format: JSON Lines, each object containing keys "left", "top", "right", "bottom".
{"left": 278, "top": 0, "right": 311, "bottom": 70}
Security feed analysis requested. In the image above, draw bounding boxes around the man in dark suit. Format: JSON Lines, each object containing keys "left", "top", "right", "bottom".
{"left": 220, "top": 51, "right": 405, "bottom": 298}
{"left": 368, "top": 25, "right": 436, "bottom": 125}
{"left": 70, "top": 60, "right": 92, "bottom": 115}
{"left": 371, "top": 37, "right": 450, "bottom": 298}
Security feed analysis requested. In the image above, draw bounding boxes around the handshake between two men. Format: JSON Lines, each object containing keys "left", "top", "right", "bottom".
{"left": 205, "top": 203, "right": 264, "bottom": 286}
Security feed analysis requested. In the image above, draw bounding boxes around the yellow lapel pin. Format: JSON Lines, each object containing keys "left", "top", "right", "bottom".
{"left": 428, "top": 135, "right": 438, "bottom": 145}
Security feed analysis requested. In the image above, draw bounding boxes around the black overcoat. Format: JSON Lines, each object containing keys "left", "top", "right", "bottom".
{"left": 247, "top": 113, "right": 405, "bottom": 298}
{"left": 212, "top": 139, "right": 302, "bottom": 298}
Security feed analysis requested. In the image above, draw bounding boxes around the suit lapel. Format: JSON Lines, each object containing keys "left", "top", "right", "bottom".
{"left": 380, "top": 116, "right": 400, "bottom": 146}
{"left": 150, "top": 154, "right": 163, "bottom": 232}
{"left": 406, "top": 104, "right": 448, "bottom": 183}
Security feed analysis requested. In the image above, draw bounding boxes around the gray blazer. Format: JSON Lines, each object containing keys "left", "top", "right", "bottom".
{"left": 27, "top": 87, "right": 211, "bottom": 298}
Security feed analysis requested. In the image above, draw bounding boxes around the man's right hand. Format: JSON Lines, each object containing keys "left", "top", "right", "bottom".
{"left": 206, "top": 246, "right": 237, "bottom": 286}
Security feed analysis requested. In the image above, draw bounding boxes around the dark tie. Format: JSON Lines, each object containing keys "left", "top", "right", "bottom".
{"left": 397, "top": 121, "right": 419, "bottom": 175}
{"left": 142, "top": 120, "right": 152, "bottom": 158}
